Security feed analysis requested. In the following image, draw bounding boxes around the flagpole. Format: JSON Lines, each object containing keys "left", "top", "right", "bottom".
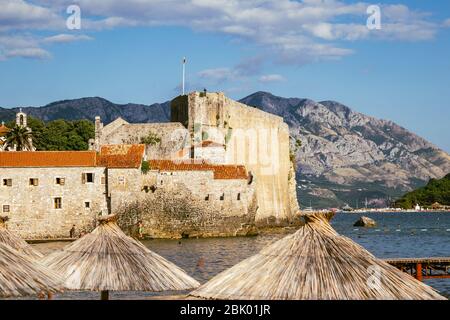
{"left": 182, "top": 57, "right": 186, "bottom": 96}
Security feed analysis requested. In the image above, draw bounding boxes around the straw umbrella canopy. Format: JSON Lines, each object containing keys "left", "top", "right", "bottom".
{"left": 190, "top": 213, "right": 446, "bottom": 300}
{"left": 0, "top": 242, "right": 64, "bottom": 298}
{"left": 42, "top": 214, "right": 199, "bottom": 299}
{"left": 0, "top": 216, "right": 43, "bottom": 260}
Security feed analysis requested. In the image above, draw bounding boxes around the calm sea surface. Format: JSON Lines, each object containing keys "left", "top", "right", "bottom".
{"left": 30, "top": 212, "right": 450, "bottom": 300}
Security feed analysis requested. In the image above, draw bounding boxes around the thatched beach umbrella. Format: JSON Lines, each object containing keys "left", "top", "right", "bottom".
{"left": 0, "top": 242, "right": 64, "bottom": 298}
{"left": 190, "top": 213, "right": 446, "bottom": 300}
{"left": 42, "top": 214, "right": 199, "bottom": 300}
{"left": 0, "top": 216, "right": 43, "bottom": 260}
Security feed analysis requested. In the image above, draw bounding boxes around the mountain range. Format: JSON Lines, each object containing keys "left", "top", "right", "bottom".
{"left": 2, "top": 92, "right": 449, "bottom": 209}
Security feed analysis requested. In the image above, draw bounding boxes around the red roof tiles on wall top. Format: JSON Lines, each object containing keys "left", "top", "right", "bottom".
{"left": 0, "top": 144, "right": 145, "bottom": 168}
{"left": 97, "top": 144, "right": 145, "bottom": 168}
{"left": 0, "top": 151, "right": 97, "bottom": 167}
{"left": 148, "top": 159, "right": 248, "bottom": 180}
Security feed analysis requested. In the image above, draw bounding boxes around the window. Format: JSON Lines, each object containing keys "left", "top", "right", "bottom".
{"left": 3, "top": 179, "right": 12, "bottom": 187}
{"left": 101, "top": 176, "right": 106, "bottom": 185}
{"left": 29, "top": 178, "right": 39, "bottom": 186}
{"left": 56, "top": 177, "right": 65, "bottom": 185}
{"left": 54, "top": 197, "right": 62, "bottom": 209}
{"left": 2, "top": 205, "right": 10, "bottom": 213}
{"left": 205, "top": 195, "right": 210, "bottom": 201}
{"left": 220, "top": 193, "right": 225, "bottom": 201}
{"left": 82, "top": 173, "right": 94, "bottom": 184}
{"left": 237, "top": 193, "right": 241, "bottom": 201}
{"left": 85, "top": 201, "right": 90, "bottom": 209}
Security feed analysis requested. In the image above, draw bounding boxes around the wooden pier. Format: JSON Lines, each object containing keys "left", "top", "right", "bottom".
{"left": 384, "top": 257, "right": 450, "bottom": 281}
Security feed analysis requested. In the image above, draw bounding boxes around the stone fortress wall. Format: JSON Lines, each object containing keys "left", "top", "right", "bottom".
{"left": 92, "top": 117, "right": 189, "bottom": 160}
{"left": 0, "top": 167, "right": 107, "bottom": 238}
{"left": 115, "top": 170, "right": 257, "bottom": 238}
{"left": 94, "top": 91, "right": 300, "bottom": 227}
{"left": 0, "top": 91, "right": 299, "bottom": 239}
{"left": 171, "top": 92, "right": 299, "bottom": 225}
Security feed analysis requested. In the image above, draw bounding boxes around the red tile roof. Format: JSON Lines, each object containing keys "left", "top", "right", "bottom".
{"left": 148, "top": 159, "right": 248, "bottom": 180}
{"left": 0, "top": 145, "right": 145, "bottom": 168}
{"left": 97, "top": 144, "right": 145, "bottom": 168}
{"left": 0, "top": 151, "right": 97, "bottom": 167}
{"left": 0, "top": 124, "right": 10, "bottom": 136}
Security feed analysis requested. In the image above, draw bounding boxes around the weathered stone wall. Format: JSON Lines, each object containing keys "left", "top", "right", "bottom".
{"left": 96, "top": 118, "right": 189, "bottom": 160}
{"left": 107, "top": 167, "right": 143, "bottom": 213}
{"left": 113, "top": 170, "right": 257, "bottom": 238}
{"left": 171, "top": 92, "right": 300, "bottom": 225}
{"left": 0, "top": 167, "right": 108, "bottom": 239}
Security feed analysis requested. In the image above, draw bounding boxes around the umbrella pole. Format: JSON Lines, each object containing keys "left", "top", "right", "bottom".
{"left": 101, "top": 290, "right": 109, "bottom": 300}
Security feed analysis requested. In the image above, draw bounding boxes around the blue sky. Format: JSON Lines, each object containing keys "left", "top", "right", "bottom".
{"left": 1, "top": 0, "right": 449, "bottom": 151}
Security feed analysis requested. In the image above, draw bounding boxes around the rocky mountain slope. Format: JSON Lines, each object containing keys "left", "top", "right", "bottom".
{"left": 240, "top": 92, "right": 450, "bottom": 208}
{"left": 0, "top": 98, "right": 170, "bottom": 124}
{"left": 2, "top": 92, "right": 449, "bottom": 208}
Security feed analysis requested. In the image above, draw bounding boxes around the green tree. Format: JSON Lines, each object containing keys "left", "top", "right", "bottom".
{"left": 395, "top": 174, "right": 450, "bottom": 208}
{"left": 140, "top": 132, "right": 161, "bottom": 146}
{"left": 4, "top": 116, "right": 94, "bottom": 151}
{"left": 4, "top": 125, "right": 34, "bottom": 151}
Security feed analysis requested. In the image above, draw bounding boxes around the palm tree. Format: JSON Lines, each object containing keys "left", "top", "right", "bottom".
{"left": 5, "top": 125, "right": 33, "bottom": 151}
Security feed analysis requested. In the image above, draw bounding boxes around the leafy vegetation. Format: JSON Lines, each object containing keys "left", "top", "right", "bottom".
{"left": 395, "top": 174, "right": 450, "bottom": 209}
{"left": 141, "top": 160, "right": 150, "bottom": 174}
{"left": 6, "top": 116, "right": 94, "bottom": 151}
{"left": 140, "top": 132, "right": 161, "bottom": 146}
{"left": 4, "top": 125, "right": 34, "bottom": 151}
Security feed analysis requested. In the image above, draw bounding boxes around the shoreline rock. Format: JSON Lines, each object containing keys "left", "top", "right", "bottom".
{"left": 353, "top": 216, "right": 377, "bottom": 228}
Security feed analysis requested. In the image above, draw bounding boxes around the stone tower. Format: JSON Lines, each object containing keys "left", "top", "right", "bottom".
{"left": 16, "top": 108, "right": 27, "bottom": 128}
{"left": 12, "top": 109, "right": 35, "bottom": 151}
{"left": 171, "top": 92, "right": 300, "bottom": 225}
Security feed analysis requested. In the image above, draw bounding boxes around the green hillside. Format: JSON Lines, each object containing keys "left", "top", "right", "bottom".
{"left": 395, "top": 174, "right": 450, "bottom": 209}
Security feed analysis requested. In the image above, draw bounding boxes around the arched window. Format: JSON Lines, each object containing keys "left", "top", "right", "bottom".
{"left": 19, "top": 115, "right": 24, "bottom": 126}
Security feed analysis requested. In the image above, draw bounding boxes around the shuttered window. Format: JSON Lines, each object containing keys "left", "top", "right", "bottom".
{"left": 29, "top": 178, "right": 39, "bottom": 186}
{"left": 3, "top": 179, "right": 12, "bottom": 187}
{"left": 54, "top": 197, "right": 62, "bottom": 209}
{"left": 82, "top": 173, "right": 94, "bottom": 184}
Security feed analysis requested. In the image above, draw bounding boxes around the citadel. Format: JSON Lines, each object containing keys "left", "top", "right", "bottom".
{"left": 0, "top": 92, "right": 299, "bottom": 239}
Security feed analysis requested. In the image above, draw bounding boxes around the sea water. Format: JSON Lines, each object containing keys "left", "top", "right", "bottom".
{"left": 31, "top": 212, "right": 449, "bottom": 299}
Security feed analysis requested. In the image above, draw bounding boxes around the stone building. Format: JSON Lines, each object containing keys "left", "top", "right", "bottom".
{"left": 0, "top": 151, "right": 108, "bottom": 239}
{"left": 93, "top": 92, "right": 300, "bottom": 226}
{"left": 0, "top": 144, "right": 257, "bottom": 239}
{"left": 0, "top": 92, "right": 299, "bottom": 239}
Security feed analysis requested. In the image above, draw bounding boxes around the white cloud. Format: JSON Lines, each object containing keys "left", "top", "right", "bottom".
{"left": 0, "top": 0, "right": 444, "bottom": 63}
{"left": 0, "top": 0, "right": 63, "bottom": 31}
{"left": 259, "top": 74, "right": 286, "bottom": 83}
{"left": 43, "top": 34, "right": 94, "bottom": 43}
{"left": 2, "top": 47, "right": 51, "bottom": 59}
{"left": 0, "top": 32, "right": 93, "bottom": 61}
{"left": 198, "top": 68, "right": 238, "bottom": 83}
